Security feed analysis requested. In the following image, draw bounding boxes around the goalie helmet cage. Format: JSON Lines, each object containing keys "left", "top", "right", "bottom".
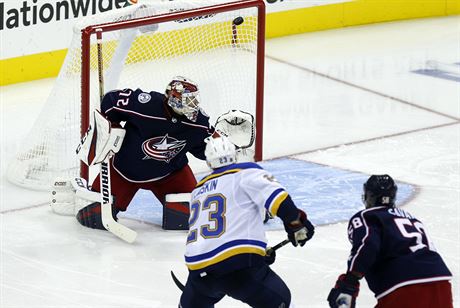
{"left": 6, "top": 0, "right": 265, "bottom": 190}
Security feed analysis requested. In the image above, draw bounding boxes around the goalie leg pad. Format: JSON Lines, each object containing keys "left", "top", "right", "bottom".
{"left": 76, "top": 202, "right": 120, "bottom": 230}
{"left": 162, "top": 193, "right": 190, "bottom": 230}
{"left": 50, "top": 179, "right": 76, "bottom": 216}
{"left": 50, "top": 177, "right": 104, "bottom": 216}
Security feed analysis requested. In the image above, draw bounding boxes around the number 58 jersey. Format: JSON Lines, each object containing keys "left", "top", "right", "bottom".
{"left": 184, "top": 162, "right": 289, "bottom": 276}
{"left": 347, "top": 206, "right": 452, "bottom": 299}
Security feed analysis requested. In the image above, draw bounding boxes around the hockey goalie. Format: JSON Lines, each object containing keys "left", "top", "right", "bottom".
{"left": 50, "top": 77, "right": 256, "bottom": 241}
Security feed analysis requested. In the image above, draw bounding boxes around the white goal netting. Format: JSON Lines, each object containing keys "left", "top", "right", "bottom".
{"left": 7, "top": 0, "right": 264, "bottom": 190}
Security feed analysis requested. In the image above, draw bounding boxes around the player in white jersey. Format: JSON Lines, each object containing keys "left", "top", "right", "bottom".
{"left": 179, "top": 136, "right": 315, "bottom": 308}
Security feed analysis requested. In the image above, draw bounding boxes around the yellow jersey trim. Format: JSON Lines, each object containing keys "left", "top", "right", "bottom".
{"left": 196, "top": 169, "right": 242, "bottom": 188}
{"left": 186, "top": 246, "right": 265, "bottom": 271}
{"left": 270, "top": 191, "right": 288, "bottom": 217}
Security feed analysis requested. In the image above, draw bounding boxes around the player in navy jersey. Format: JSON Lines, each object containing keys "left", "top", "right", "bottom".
{"left": 76, "top": 76, "right": 217, "bottom": 230}
{"left": 179, "top": 136, "right": 315, "bottom": 308}
{"left": 327, "top": 174, "right": 453, "bottom": 308}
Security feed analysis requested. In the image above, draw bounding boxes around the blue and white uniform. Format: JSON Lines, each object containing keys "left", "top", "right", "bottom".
{"left": 185, "top": 162, "right": 295, "bottom": 275}
{"left": 180, "top": 162, "right": 302, "bottom": 308}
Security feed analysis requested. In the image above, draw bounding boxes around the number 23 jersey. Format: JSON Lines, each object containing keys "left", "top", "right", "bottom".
{"left": 347, "top": 206, "right": 452, "bottom": 299}
{"left": 184, "top": 162, "right": 289, "bottom": 275}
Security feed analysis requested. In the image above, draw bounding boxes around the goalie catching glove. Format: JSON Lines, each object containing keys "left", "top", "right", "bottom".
{"left": 76, "top": 110, "right": 125, "bottom": 166}
{"left": 215, "top": 110, "right": 255, "bottom": 162}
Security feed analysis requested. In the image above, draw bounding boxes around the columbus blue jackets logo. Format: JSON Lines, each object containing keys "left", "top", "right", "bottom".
{"left": 142, "top": 134, "right": 186, "bottom": 162}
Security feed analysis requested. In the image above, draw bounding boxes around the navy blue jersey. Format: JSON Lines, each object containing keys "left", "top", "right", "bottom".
{"left": 101, "top": 88, "right": 213, "bottom": 182}
{"left": 347, "top": 206, "right": 452, "bottom": 299}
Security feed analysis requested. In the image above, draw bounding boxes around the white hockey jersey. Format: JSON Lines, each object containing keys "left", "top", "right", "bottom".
{"left": 184, "top": 162, "right": 290, "bottom": 274}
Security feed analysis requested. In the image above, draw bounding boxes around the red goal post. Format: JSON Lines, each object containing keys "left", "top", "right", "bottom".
{"left": 81, "top": 0, "right": 265, "bottom": 180}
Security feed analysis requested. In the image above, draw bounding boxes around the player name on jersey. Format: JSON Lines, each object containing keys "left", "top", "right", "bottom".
{"left": 193, "top": 179, "right": 218, "bottom": 198}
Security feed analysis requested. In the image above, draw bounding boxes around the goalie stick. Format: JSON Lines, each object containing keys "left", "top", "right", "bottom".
{"left": 95, "top": 28, "right": 137, "bottom": 243}
{"left": 170, "top": 270, "right": 186, "bottom": 292}
{"left": 170, "top": 239, "right": 291, "bottom": 291}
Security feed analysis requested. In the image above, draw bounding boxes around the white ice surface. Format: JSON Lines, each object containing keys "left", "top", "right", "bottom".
{"left": 1, "top": 16, "right": 459, "bottom": 307}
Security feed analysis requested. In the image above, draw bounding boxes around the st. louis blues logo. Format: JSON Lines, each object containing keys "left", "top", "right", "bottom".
{"left": 142, "top": 134, "right": 186, "bottom": 162}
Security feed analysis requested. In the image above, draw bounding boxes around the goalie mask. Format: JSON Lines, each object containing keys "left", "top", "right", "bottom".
{"left": 165, "top": 76, "right": 200, "bottom": 122}
{"left": 204, "top": 136, "right": 237, "bottom": 169}
{"left": 362, "top": 174, "right": 398, "bottom": 208}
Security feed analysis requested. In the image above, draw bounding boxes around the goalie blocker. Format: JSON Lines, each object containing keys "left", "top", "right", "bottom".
{"left": 52, "top": 108, "right": 121, "bottom": 216}
{"left": 76, "top": 110, "right": 126, "bottom": 166}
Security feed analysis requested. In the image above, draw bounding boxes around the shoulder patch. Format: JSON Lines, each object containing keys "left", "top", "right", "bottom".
{"left": 138, "top": 92, "right": 151, "bottom": 104}
{"left": 263, "top": 174, "right": 278, "bottom": 183}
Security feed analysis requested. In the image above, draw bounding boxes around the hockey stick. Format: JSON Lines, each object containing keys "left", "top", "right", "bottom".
{"left": 96, "top": 28, "right": 137, "bottom": 243}
{"left": 170, "top": 238, "right": 291, "bottom": 291}
{"left": 170, "top": 270, "right": 185, "bottom": 292}
{"left": 265, "top": 238, "right": 290, "bottom": 256}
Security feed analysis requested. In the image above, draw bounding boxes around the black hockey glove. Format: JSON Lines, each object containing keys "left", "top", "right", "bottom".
{"left": 327, "top": 273, "right": 360, "bottom": 308}
{"left": 283, "top": 209, "right": 315, "bottom": 247}
{"left": 264, "top": 249, "right": 276, "bottom": 265}
{"left": 76, "top": 202, "right": 119, "bottom": 230}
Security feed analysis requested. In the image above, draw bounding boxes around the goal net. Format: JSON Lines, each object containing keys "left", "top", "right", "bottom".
{"left": 7, "top": 0, "right": 265, "bottom": 190}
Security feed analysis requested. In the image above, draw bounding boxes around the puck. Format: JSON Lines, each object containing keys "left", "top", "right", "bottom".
{"left": 233, "top": 16, "right": 244, "bottom": 26}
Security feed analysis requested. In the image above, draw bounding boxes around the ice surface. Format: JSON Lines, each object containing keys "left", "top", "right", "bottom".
{"left": 1, "top": 15, "right": 459, "bottom": 307}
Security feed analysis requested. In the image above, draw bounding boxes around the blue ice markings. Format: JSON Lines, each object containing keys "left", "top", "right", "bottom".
{"left": 258, "top": 158, "right": 415, "bottom": 230}
{"left": 122, "top": 158, "right": 416, "bottom": 230}
{"left": 412, "top": 61, "right": 460, "bottom": 82}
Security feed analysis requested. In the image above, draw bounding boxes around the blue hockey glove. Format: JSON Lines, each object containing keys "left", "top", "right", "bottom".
{"left": 284, "top": 209, "right": 315, "bottom": 247}
{"left": 76, "top": 202, "right": 119, "bottom": 230}
{"left": 327, "top": 273, "right": 360, "bottom": 308}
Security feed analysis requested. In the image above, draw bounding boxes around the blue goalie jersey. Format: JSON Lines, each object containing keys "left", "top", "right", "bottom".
{"left": 101, "top": 88, "right": 213, "bottom": 182}
{"left": 346, "top": 206, "right": 452, "bottom": 299}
